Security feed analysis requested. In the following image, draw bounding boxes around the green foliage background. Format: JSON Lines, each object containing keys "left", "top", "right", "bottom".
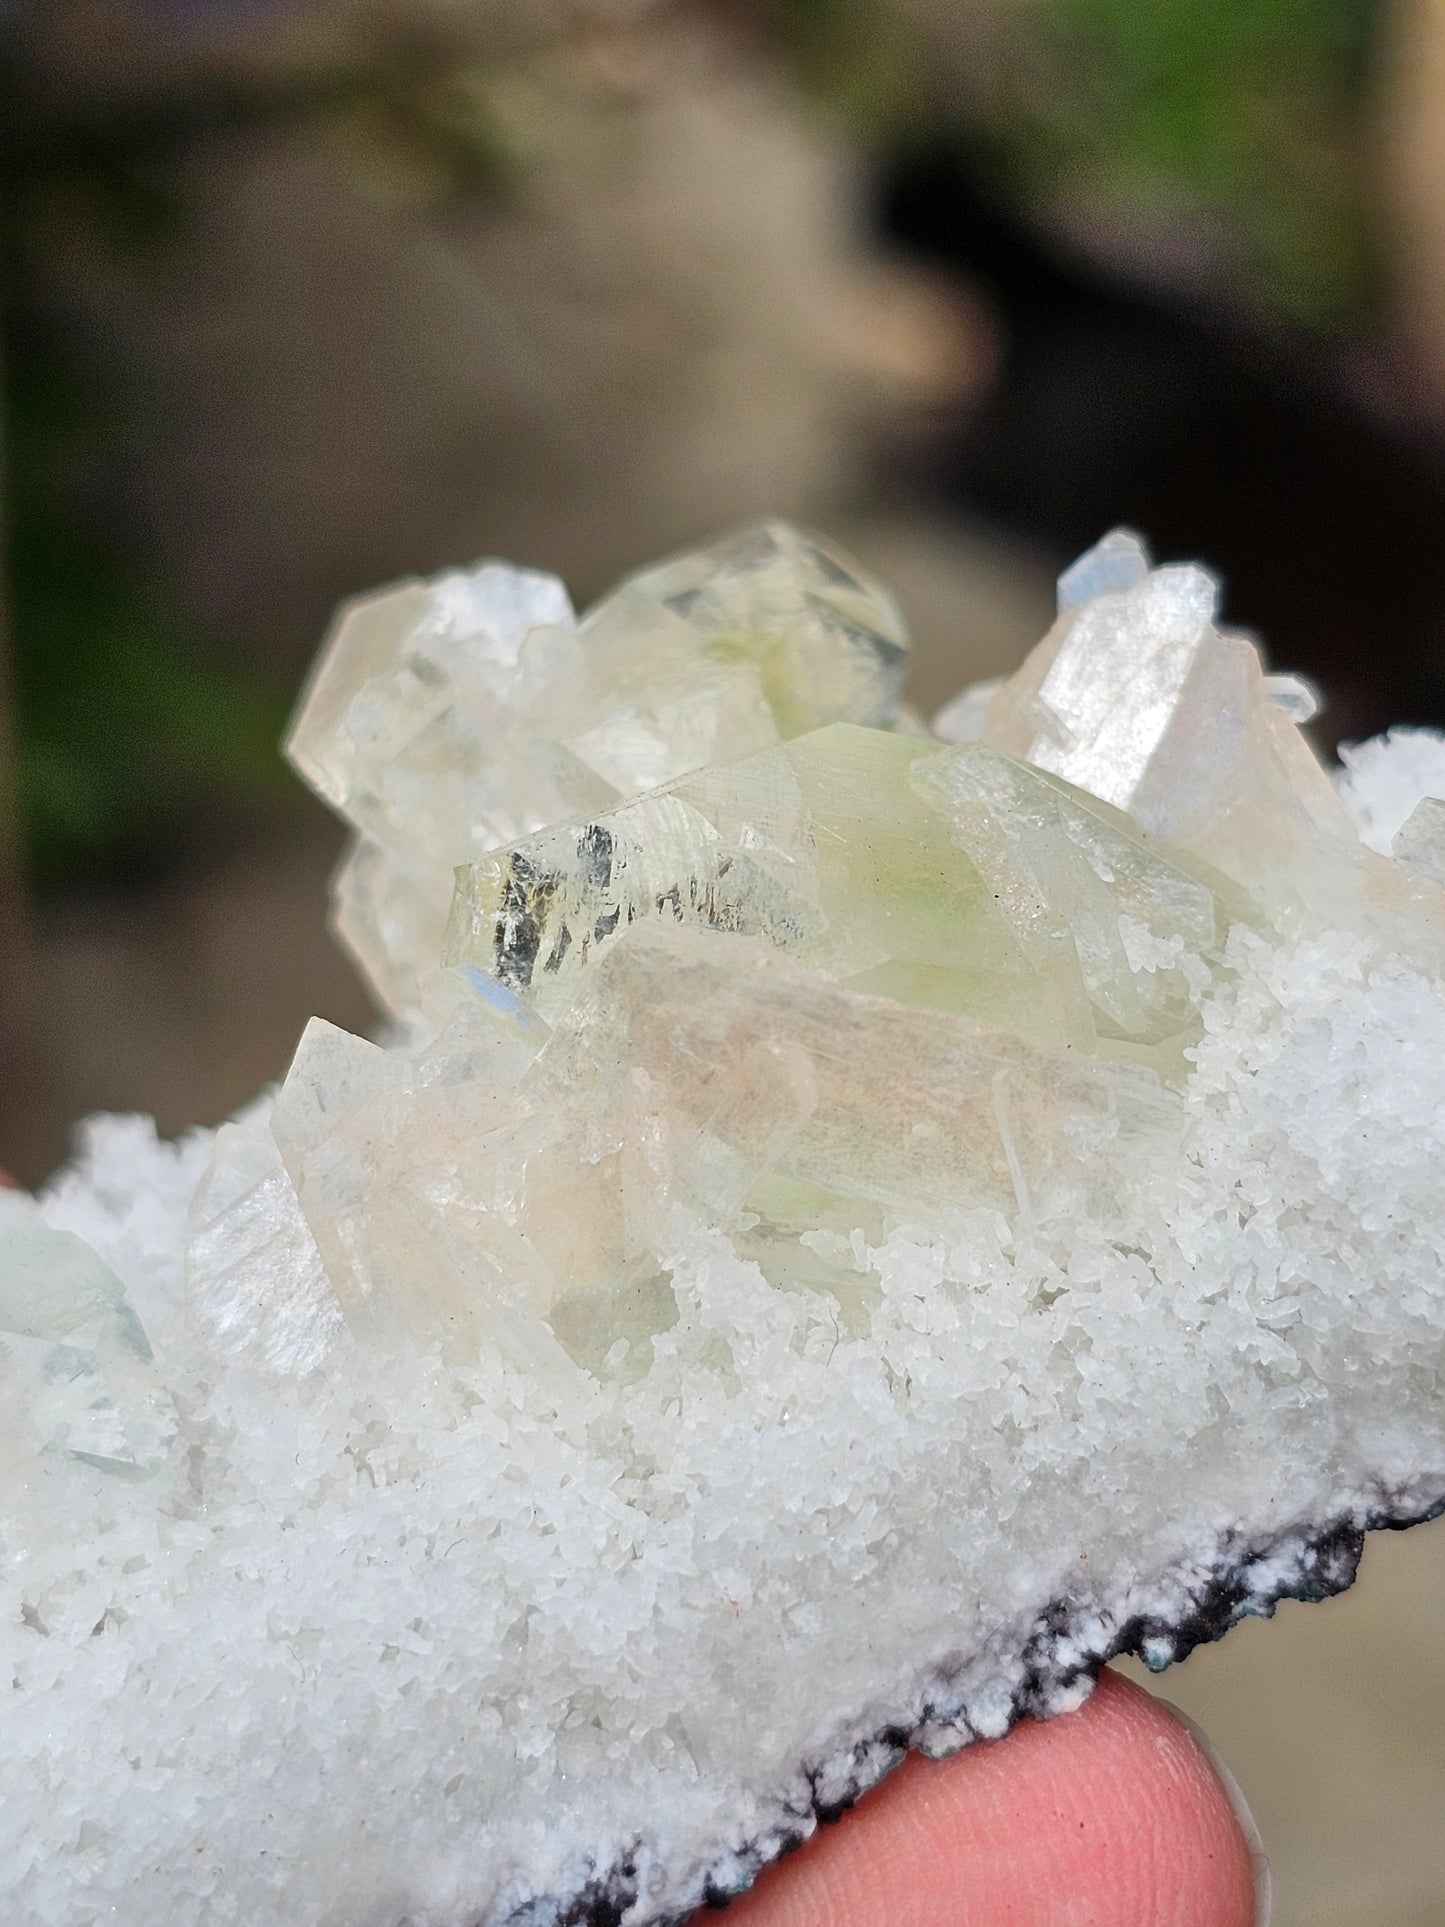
{"left": 770, "top": 0, "right": 1380, "bottom": 319}
{"left": 6, "top": 325, "right": 292, "bottom": 894}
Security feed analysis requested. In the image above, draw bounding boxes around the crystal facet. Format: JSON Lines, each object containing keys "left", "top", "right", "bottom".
{"left": 289, "top": 522, "right": 907, "bottom": 1018}
{"left": 5, "top": 524, "right": 1445, "bottom": 1927}
{"left": 979, "top": 532, "right": 1359, "bottom": 916}
{"left": 446, "top": 726, "right": 1233, "bottom": 1072}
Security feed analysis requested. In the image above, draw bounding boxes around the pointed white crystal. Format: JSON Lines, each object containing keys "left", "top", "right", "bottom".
{"left": 973, "top": 531, "right": 1361, "bottom": 917}
{"left": 1393, "top": 794, "right": 1445, "bottom": 888}
{"left": 186, "top": 1106, "right": 341, "bottom": 1376}
{"left": 1055, "top": 525, "right": 1151, "bottom": 610}
{"left": 266, "top": 1010, "right": 585, "bottom": 1362}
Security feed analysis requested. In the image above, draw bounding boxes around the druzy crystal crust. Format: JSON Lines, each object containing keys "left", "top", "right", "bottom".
{"left": 3, "top": 525, "right": 1445, "bottom": 1927}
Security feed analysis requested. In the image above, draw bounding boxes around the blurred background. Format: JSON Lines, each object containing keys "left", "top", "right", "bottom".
{"left": 0, "top": 1, "right": 1442, "bottom": 1918}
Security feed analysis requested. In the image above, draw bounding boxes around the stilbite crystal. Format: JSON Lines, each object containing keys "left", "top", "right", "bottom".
{"left": 979, "top": 535, "right": 1361, "bottom": 915}
{"left": 3, "top": 523, "right": 1445, "bottom": 1927}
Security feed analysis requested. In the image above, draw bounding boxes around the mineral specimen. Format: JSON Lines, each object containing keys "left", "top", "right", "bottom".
{"left": 289, "top": 522, "right": 908, "bottom": 1021}
{"left": 4, "top": 524, "right": 1445, "bottom": 1927}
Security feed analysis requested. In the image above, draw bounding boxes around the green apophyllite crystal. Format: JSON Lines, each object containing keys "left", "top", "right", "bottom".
{"left": 445, "top": 723, "right": 1235, "bottom": 1072}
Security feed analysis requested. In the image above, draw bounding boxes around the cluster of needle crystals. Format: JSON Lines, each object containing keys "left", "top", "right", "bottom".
{"left": 4, "top": 524, "right": 1445, "bottom": 1927}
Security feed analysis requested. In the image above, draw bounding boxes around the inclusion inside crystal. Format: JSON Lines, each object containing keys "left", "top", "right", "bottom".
{"left": 445, "top": 726, "right": 1238, "bottom": 1072}
{"left": 7, "top": 519, "right": 1445, "bottom": 1927}
{"left": 288, "top": 522, "right": 908, "bottom": 1021}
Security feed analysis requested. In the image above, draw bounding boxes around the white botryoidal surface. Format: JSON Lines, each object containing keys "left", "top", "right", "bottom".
{"left": 3, "top": 523, "right": 1445, "bottom": 1927}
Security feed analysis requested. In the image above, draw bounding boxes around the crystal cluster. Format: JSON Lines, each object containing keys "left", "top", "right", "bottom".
{"left": 290, "top": 523, "right": 908, "bottom": 1020}
{"left": 3, "top": 524, "right": 1445, "bottom": 1927}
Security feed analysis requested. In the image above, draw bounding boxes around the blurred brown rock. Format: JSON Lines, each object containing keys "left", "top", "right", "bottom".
{"left": 18, "top": 2, "right": 981, "bottom": 671}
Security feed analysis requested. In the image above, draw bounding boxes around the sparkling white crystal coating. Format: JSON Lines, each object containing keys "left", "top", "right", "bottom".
{"left": 2, "top": 525, "right": 1443, "bottom": 1927}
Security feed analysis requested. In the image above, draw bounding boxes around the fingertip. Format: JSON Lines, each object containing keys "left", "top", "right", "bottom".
{"left": 730, "top": 1669, "right": 1259, "bottom": 1927}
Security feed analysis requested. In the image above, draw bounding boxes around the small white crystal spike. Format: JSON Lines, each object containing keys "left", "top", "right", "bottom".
{"left": 982, "top": 533, "right": 1359, "bottom": 917}
{"left": 1055, "top": 526, "right": 1152, "bottom": 611}
{"left": 1393, "top": 794, "right": 1445, "bottom": 888}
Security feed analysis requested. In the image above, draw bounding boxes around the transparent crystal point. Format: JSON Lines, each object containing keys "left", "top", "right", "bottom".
{"left": 448, "top": 723, "right": 1232, "bottom": 1072}
{"left": 579, "top": 520, "right": 909, "bottom": 749}
{"left": 288, "top": 526, "right": 908, "bottom": 1019}
{"left": 266, "top": 1009, "right": 584, "bottom": 1367}
{"left": 0, "top": 1192, "right": 173, "bottom": 1475}
{"left": 976, "top": 533, "right": 1360, "bottom": 916}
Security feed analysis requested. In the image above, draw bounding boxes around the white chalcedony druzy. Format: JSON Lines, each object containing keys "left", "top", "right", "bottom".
{"left": 3, "top": 524, "right": 1444, "bottom": 1927}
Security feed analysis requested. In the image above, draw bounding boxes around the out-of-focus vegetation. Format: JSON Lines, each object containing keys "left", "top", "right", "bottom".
{"left": 1024, "top": 0, "right": 1377, "bottom": 316}
{"left": 6, "top": 324, "right": 292, "bottom": 893}
{"left": 0, "top": 0, "right": 1409, "bottom": 901}
{"left": 0, "top": 17, "right": 514, "bottom": 894}
{"left": 770, "top": 0, "right": 1379, "bottom": 320}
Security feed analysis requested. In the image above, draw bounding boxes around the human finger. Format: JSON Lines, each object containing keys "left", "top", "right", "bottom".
{"left": 727, "top": 1669, "right": 1261, "bottom": 1926}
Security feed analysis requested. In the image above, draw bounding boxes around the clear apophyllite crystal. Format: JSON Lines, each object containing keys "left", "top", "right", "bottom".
{"left": 979, "top": 533, "right": 1361, "bottom": 915}
{"left": 8, "top": 521, "right": 1445, "bottom": 1927}
{"left": 445, "top": 725, "right": 1233, "bottom": 1071}
{"left": 236, "top": 522, "right": 1436, "bottom": 1358}
{"left": 0, "top": 1192, "right": 173, "bottom": 1477}
{"left": 289, "top": 522, "right": 908, "bottom": 1019}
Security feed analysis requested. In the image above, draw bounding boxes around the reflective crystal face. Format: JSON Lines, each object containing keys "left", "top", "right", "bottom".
{"left": 9, "top": 522, "right": 1445, "bottom": 1927}
{"left": 1394, "top": 795, "right": 1445, "bottom": 888}
{"left": 979, "top": 532, "right": 1361, "bottom": 917}
{"left": 0, "top": 1193, "right": 172, "bottom": 1477}
{"left": 286, "top": 523, "right": 908, "bottom": 1018}
{"left": 446, "top": 725, "right": 1234, "bottom": 1072}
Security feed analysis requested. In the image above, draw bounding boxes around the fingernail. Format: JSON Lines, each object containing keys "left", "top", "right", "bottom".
{"left": 1157, "top": 1698, "right": 1272, "bottom": 1927}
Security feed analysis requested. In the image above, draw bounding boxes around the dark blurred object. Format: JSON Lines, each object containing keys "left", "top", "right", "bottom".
{"left": 881, "top": 140, "right": 1445, "bottom": 747}
{"left": 767, "top": 0, "right": 1378, "bottom": 324}
{"left": 4, "top": 317, "right": 294, "bottom": 895}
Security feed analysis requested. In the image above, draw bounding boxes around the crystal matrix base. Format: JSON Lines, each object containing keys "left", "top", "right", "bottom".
{"left": 4, "top": 524, "right": 1445, "bottom": 1927}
